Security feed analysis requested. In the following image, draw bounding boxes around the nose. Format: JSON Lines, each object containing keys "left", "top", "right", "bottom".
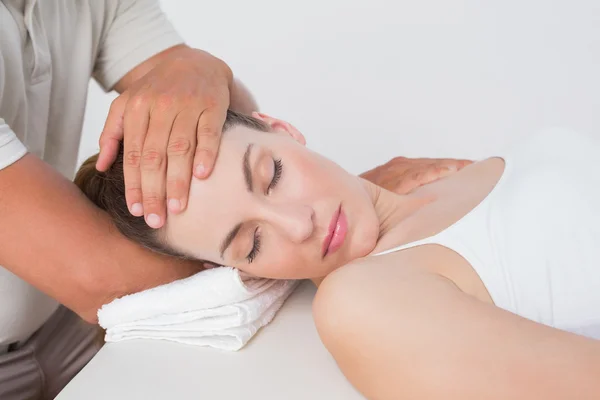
{"left": 264, "top": 203, "right": 315, "bottom": 243}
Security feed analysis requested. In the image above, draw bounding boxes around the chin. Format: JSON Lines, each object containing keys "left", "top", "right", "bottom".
{"left": 351, "top": 237, "right": 378, "bottom": 260}
{"left": 350, "top": 219, "right": 380, "bottom": 258}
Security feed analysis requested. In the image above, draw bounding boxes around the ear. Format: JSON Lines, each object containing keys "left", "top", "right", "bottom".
{"left": 251, "top": 112, "right": 306, "bottom": 146}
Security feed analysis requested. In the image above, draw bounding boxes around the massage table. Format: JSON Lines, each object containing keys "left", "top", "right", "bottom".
{"left": 58, "top": 1, "right": 600, "bottom": 396}
{"left": 56, "top": 280, "right": 366, "bottom": 399}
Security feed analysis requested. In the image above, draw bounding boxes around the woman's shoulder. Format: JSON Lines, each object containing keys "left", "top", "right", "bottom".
{"left": 311, "top": 255, "right": 473, "bottom": 373}
{"left": 312, "top": 242, "right": 493, "bottom": 324}
{"left": 313, "top": 253, "right": 442, "bottom": 315}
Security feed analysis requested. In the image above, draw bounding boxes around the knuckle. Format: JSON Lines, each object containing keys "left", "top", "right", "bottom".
{"left": 201, "top": 97, "right": 219, "bottom": 109}
{"left": 98, "top": 136, "right": 111, "bottom": 147}
{"left": 166, "top": 178, "right": 186, "bottom": 193}
{"left": 167, "top": 138, "right": 193, "bottom": 157}
{"left": 125, "top": 150, "right": 142, "bottom": 168}
{"left": 125, "top": 187, "right": 142, "bottom": 200}
{"left": 155, "top": 93, "right": 176, "bottom": 111}
{"left": 197, "top": 124, "right": 219, "bottom": 137}
{"left": 142, "top": 193, "right": 163, "bottom": 208}
{"left": 411, "top": 170, "right": 424, "bottom": 181}
{"left": 395, "top": 182, "right": 409, "bottom": 193}
{"left": 194, "top": 147, "right": 214, "bottom": 159}
{"left": 427, "top": 169, "right": 441, "bottom": 179}
{"left": 128, "top": 92, "right": 151, "bottom": 111}
{"left": 141, "top": 149, "right": 164, "bottom": 170}
{"left": 110, "top": 94, "right": 127, "bottom": 110}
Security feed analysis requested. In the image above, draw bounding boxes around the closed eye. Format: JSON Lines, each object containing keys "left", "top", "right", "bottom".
{"left": 247, "top": 227, "right": 261, "bottom": 263}
{"left": 267, "top": 158, "right": 283, "bottom": 194}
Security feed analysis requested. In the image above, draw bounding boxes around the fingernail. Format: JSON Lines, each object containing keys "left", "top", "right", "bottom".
{"left": 195, "top": 163, "right": 206, "bottom": 178}
{"left": 146, "top": 213, "right": 162, "bottom": 229}
{"left": 168, "top": 198, "right": 181, "bottom": 213}
{"left": 131, "top": 203, "right": 143, "bottom": 216}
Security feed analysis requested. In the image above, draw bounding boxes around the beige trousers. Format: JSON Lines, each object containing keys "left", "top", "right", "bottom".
{"left": 0, "top": 306, "right": 102, "bottom": 400}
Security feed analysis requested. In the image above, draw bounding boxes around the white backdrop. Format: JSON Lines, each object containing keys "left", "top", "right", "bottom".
{"left": 78, "top": 0, "right": 600, "bottom": 175}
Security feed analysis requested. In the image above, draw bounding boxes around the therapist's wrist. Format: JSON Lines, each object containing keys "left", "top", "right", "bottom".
{"left": 229, "top": 78, "right": 259, "bottom": 115}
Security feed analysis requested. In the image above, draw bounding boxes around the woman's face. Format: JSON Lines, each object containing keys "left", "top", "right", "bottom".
{"left": 164, "top": 113, "right": 380, "bottom": 279}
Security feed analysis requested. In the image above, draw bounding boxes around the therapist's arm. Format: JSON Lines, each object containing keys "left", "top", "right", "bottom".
{"left": 0, "top": 154, "right": 200, "bottom": 323}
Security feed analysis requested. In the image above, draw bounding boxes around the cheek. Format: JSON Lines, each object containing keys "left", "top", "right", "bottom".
{"left": 244, "top": 238, "right": 313, "bottom": 279}
{"left": 273, "top": 247, "right": 309, "bottom": 278}
{"left": 283, "top": 150, "right": 341, "bottom": 195}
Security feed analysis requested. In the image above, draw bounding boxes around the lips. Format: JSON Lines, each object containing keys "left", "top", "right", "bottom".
{"left": 322, "top": 205, "right": 348, "bottom": 258}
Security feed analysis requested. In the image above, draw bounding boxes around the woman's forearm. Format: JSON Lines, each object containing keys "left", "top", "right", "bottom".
{"left": 0, "top": 154, "right": 199, "bottom": 323}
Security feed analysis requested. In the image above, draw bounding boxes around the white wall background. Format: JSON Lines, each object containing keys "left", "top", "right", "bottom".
{"left": 78, "top": 0, "right": 600, "bottom": 176}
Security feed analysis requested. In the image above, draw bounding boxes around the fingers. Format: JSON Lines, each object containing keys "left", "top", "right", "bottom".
{"left": 96, "top": 96, "right": 127, "bottom": 171}
{"left": 390, "top": 160, "right": 451, "bottom": 195}
{"left": 362, "top": 156, "right": 476, "bottom": 195}
{"left": 118, "top": 90, "right": 229, "bottom": 226}
{"left": 393, "top": 177, "right": 421, "bottom": 195}
{"left": 393, "top": 167, "right": 442, "bottom": 195}
{"left": 166, "top": 109, "right": 199, "bottom": 214}
{"left": 193, "top": 101, "right": 228, "bottom": 179}
{"left": 122, "top": 91, "right": 151, "bottom": 218}
{"left": 459, "top": 159, "right": 474, "bottom": 168}
{"left": 139, "top": 96, "right": 182, "bottom": 229}
{"left": 437, "top": 158, "right": 473, "bottom": 170}
{"left": 410, "top": 159, "right": 471, "bottom": 190}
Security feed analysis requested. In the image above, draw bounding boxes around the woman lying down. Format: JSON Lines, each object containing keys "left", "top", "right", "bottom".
{"left": 75, "top": 111, "right": 600, "bottom": 400}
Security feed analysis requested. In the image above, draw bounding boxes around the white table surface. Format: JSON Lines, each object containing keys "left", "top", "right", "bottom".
{"left": 56, "top": 281, "right": 365, "bottom": 399}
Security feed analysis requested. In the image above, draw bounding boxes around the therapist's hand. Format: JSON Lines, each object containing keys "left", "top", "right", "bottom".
{"left": 96, "top": 45, "right": 233, "bottom": 229}
{"left": 360, "top": 156, "right": 472, "bottom": 194}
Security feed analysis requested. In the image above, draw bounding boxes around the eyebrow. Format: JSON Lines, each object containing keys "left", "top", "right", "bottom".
{"left": 220, "top": 143, "right": 255, "bottom": 259}
{"left": 243, "top": 143, "right": 254, "bottom": 192}
{"left": 220, "top": 222, "right": 242, "bottom": 259}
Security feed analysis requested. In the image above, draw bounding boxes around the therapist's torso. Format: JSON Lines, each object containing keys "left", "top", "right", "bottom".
{"left": 0, "top": 0, "right": 183, "bottom": 344}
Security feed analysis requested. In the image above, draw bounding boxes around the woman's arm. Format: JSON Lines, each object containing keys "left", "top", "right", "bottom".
{"left": 313, "top": 261, "right": 600, "bottom": 400}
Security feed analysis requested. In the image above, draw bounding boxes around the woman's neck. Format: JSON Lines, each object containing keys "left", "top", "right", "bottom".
{"left": 311, "top": 180, "right": 435, "bottom": 288}
{"left": 362, "top": 179, "right": 436, "bottom": 254}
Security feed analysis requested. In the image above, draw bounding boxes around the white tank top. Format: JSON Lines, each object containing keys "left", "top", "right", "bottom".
{"left": 376, "top": 128, "right": 600, "bottom": 339}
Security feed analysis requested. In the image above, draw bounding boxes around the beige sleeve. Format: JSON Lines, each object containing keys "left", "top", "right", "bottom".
{"left": 93, "top": 0, "right": 185, "bottom": 91}
{"left": 0, "top": 118, "right": 27, "bottom": 171}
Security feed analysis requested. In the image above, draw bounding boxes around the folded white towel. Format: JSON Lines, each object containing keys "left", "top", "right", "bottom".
{"left": 97, "top": 267, "right": 298, "bottom": 351}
